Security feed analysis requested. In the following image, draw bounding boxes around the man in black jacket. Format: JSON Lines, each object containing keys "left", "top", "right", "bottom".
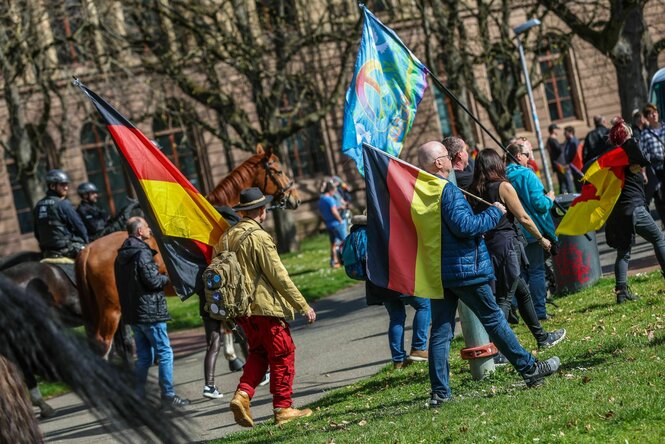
{"left": 582, "top": 115, "right": 610, "bottom": 164}
{"left": 33, "top": 169, "right": 89, "bottom": 258}
{"left": 115, "top": 216, "right": 189, "bottom": 410}
{"left": 76, "top": 182, "right": 109, "bottom": 240}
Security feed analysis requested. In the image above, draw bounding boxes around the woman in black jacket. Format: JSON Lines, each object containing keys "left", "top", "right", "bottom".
{"left": 605, "top": 118, "right": 665, "bottom": 303}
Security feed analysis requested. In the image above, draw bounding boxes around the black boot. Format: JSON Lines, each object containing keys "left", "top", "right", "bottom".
{"left": 616, "top": 285, "right": 638, "bottom": 304}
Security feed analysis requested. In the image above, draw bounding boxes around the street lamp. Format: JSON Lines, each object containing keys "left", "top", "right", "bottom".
{"left": 513, "top": 18, "right": 555, "bottom": 192}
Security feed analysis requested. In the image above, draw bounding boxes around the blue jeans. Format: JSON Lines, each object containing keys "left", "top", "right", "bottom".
{"left": 132, "top": 322, "right": 175, "bottom": 399}
{"left": 522, "top": 241, "right": 548, "bottom": 319}
{"left": 429, "top": 283, "right": 535, "bottom": 399}
{"left": 615, "top": 205, "right": 665, "bottom": 287}
{"left": 383, "top": 296, "right": 431, "bottom": 362}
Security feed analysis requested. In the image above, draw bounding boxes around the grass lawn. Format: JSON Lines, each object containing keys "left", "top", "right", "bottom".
{"left": 217, "top": 271, "right": 665, "bottom": 443}
{"left": 166, "top": 233, "right": 357, "bottom": 331}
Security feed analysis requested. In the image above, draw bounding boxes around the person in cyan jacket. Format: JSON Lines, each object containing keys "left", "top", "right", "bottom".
{"left": 417, "top": 141, "right": 561, "bottom": 408}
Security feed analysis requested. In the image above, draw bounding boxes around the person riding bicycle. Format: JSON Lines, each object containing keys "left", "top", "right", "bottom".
{"left": 33, "top": 169, "right": 89, "bottom": 259}
{"left": 76, "top": 182, "right": 109, "bottom": 240}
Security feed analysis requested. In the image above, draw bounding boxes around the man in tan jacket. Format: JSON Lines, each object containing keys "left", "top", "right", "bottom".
{"left": 221, "top": 187, "right": 316, "bottom": 427}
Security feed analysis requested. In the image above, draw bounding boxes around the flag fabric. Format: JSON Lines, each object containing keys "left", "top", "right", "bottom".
{"left": 75, "top": 81, "right": 229, "bottom": 300}
{"left": 363, "top": 143, "right": 445, "bottom": 298}
{"left": 555, "top": 147, "right": 628, "bottom": 236}
{"left": 342, "top": 6, "right": 429, "bottom": 175}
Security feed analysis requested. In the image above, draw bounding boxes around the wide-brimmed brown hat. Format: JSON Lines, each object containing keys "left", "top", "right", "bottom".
{"left": 233, "top": 187, "right": 273, "bottom": 211}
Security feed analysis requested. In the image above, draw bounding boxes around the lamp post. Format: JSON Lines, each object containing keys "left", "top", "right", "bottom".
{"left": 514, "top": 19, "right": 554, "bottom": 192}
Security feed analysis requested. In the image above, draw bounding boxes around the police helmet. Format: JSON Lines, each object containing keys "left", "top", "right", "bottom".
{"left": 45, "top": 169, "right": 70, "bottom": 185}
{"left": 77, "top": 182, "right": 99, "bottom": 196}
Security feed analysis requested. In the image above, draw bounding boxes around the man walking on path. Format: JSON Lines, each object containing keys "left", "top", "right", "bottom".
{"left": 114, "top": 217, "right": 190, "bottom": 410}
{"left": 546, "top": 124, "right": 574, "bottom": 193}
{"left": 416, "top": 142, "right": 561, "bottom": 407}
{"left": 224, "top": 187, "right": 316, "bottom": 427}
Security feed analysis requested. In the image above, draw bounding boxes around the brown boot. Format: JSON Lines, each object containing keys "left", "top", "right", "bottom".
{"left": 274, "top": 406, "right": 313, "bottom": 425}
{"left": 230, "top": 390, "right": 254, "bottom": 427}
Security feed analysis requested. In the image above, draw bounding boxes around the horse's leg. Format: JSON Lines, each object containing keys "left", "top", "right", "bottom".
{"left": 98, "top": 309, "right": 121, "bottom": 360}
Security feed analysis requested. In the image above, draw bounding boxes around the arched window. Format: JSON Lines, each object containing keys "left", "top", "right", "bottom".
{"left": 80, "top": 119, "right": 130, "bottom": 215}
{"left": 538, "top": 49, "right": 580, "bottom": 122}
{"left": 152, "top": 106, "right": 206, "bottom": 191}
{"left": 47, "top": 0, "right": 88, "bottom": 65}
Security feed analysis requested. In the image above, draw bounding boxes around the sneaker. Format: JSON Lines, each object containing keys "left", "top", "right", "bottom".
{"left": 429, "top": 392, "right": 452, "bottom": 408}
{"left": 493, "top": 353, "right": 509, "bottom": 366}
{"left": 616, "top": 286, "right": 638, "bottom": 304}
{"left": 538, "top": 328, "right": 567, "bottom": 349}
{"left": 203, "top": 385, "right": 224, "bottom": 399}
{"left": 522, "top": 357, "right": 560, "bottom": 388}
{"left": 230, "top": 390, "right": 254, "bottom": 427}
{"left": 162, "top": 395, "right": 190, "bottom": 411}
{"left": 274, "top": 406, "right": 313, "bottom": 425}
{"left": 393, "top": 360, "right": 411, "bottom": 370}
{"left": 407, "top": 349, "right": 429, "bottom": 362}
{"left": 259, "top": 372, "right": 270, "bottom": 386}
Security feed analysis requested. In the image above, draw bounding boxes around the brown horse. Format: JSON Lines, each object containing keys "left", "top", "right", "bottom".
{"left": 77, "top": 145, "right": 300, "bottom": 356}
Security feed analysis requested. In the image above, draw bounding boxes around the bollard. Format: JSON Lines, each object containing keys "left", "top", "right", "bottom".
{"left": 457, "top": 301, "right": 496, "bottom": 380}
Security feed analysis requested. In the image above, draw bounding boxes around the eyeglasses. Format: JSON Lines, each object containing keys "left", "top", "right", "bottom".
{"left": 436, "top": 153, "right": 452, "bottom": 161}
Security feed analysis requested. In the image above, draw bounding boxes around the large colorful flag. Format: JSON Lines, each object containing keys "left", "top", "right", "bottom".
{"left": 342, "top": 6, "right": 429, "bottom": 175}
{"left": 555, "top": 147, "right": 629, "bottom": 236}
{"left": 75, "top": 81, "right": 229, "bottom": 300}
{"left": 363, "top": 143, "right": 445, "bottom": 298}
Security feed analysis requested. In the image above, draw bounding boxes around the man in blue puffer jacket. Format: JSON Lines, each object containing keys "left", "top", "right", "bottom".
{"left": 418, "top": 141, "right": 561, "bottom": 407}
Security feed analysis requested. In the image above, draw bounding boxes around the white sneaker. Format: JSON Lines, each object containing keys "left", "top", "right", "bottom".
{"left": 203, "top": 385, "right": 224, "bottom": 399}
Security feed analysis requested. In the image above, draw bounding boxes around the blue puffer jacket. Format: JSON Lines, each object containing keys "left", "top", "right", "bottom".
{"left": 441, "top": 184, "right": 502, "bottom": 288}
{"left": 505, "top": 163, "right": 557, "bottom": 243}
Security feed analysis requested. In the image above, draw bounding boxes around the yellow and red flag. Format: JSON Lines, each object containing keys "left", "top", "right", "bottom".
{"left": 555, "top": 147, "right": 629, "bottom": 236}
{"left": 76, "top": 81, "right": 229, "bottom": 300}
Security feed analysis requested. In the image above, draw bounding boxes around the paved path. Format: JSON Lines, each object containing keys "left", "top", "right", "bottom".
{"left": 38, "top": 231, "right": 662, "bottom": 442}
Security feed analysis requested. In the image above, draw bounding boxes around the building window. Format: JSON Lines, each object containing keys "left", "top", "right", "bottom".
{"left": 48, "top": 0, "right": 87, "bottom": 65}
{"left": 433, "top": 87, "right": 455, "bottom": 138}
{"left": 513, "top": 99, "right": 531, "bottom": 131}
{"left": 152, "top": 109, "right": 205, "bottom": 191}
{"left": 6, "top": 162, "right": 46, "bottom": 234}
{"left": 256, "top": 0, "right": 298, "bottom": 32}
{"left": 80, "top": 120, "right": 130, "bottom": 215}
{"left": 539, "top": 51, "right": 579, "bottom": 121}
{"left": 283, "top": 123, "right": 329, "bottom": 178}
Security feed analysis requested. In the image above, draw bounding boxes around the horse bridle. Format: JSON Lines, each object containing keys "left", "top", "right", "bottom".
{"left": 261, "top": 157, "right": 295, "bottom": 209}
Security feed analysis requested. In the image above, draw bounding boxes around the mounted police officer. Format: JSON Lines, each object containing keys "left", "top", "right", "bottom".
{"left": 76, "top": 182, "right": 109, "bottom": 240}
{"left": 33, "top": 169, "right": 89, "bottom": 258}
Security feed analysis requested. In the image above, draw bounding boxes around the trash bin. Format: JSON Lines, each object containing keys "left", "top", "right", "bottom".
{"left": 550, "top": 194, "right": 602, "bottom": 295}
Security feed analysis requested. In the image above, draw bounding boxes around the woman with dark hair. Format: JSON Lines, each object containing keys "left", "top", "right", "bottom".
{"left": 469, "top": 149, "right": 565, "bottom": 358}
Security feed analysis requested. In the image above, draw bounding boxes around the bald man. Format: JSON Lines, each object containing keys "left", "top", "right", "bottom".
{"left": 417, "top": 141, "right": 457, "bottom": 184}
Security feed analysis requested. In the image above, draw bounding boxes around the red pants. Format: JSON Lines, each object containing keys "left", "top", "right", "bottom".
{"left": 236, "top": 316, "right": 296, "bottom": 408}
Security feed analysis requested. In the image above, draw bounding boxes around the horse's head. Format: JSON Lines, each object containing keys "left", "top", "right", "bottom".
{"left": 253, "top": 145, "right": 301, "bottom": 210}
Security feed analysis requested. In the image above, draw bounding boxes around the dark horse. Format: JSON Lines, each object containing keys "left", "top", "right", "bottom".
{"left": 77, "top": 145, "right": 301, "bottom": 357}
{"left": 0, "top": 274, "right": 188, "bottom": 443}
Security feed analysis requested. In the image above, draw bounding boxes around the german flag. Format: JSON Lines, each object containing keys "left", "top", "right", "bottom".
{"left": 75, "top": 81, "right": 229, "bottom": 299}
{"left": 363, "top": 143, "right": 445, "bottom": 298}
{"left": 555, "top": 147, "right": 628, "bottom": 236}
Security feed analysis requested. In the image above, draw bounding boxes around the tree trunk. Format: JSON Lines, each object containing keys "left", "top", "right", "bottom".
{"left": 611, "top": 8, "right": 649, "bottom": 120}
{"left": 271, "top": 209, "right": 298, "bottom": 253}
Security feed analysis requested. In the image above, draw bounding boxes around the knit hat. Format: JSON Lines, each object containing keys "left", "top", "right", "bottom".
{"left": 608, "top": 117, "right": 633, "bottom": 146}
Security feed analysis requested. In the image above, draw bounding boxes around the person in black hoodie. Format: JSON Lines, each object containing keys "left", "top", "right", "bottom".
{"left": 605, "top": 118, "right": 665, "bottom": 303}
{"left": 115, "top": 216, "right": 190, "bottom": 410}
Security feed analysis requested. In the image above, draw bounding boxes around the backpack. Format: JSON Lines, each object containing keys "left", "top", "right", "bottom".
{"left": 202, "top": 228, "right": 259, "bottom": 320}
{"left": 340, "top": 225, "right": 367, "bottom": 280}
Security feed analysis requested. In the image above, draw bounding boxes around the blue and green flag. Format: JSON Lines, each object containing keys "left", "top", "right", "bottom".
{"left": 342, "top": 6, "right": 429, "bottom": 175}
